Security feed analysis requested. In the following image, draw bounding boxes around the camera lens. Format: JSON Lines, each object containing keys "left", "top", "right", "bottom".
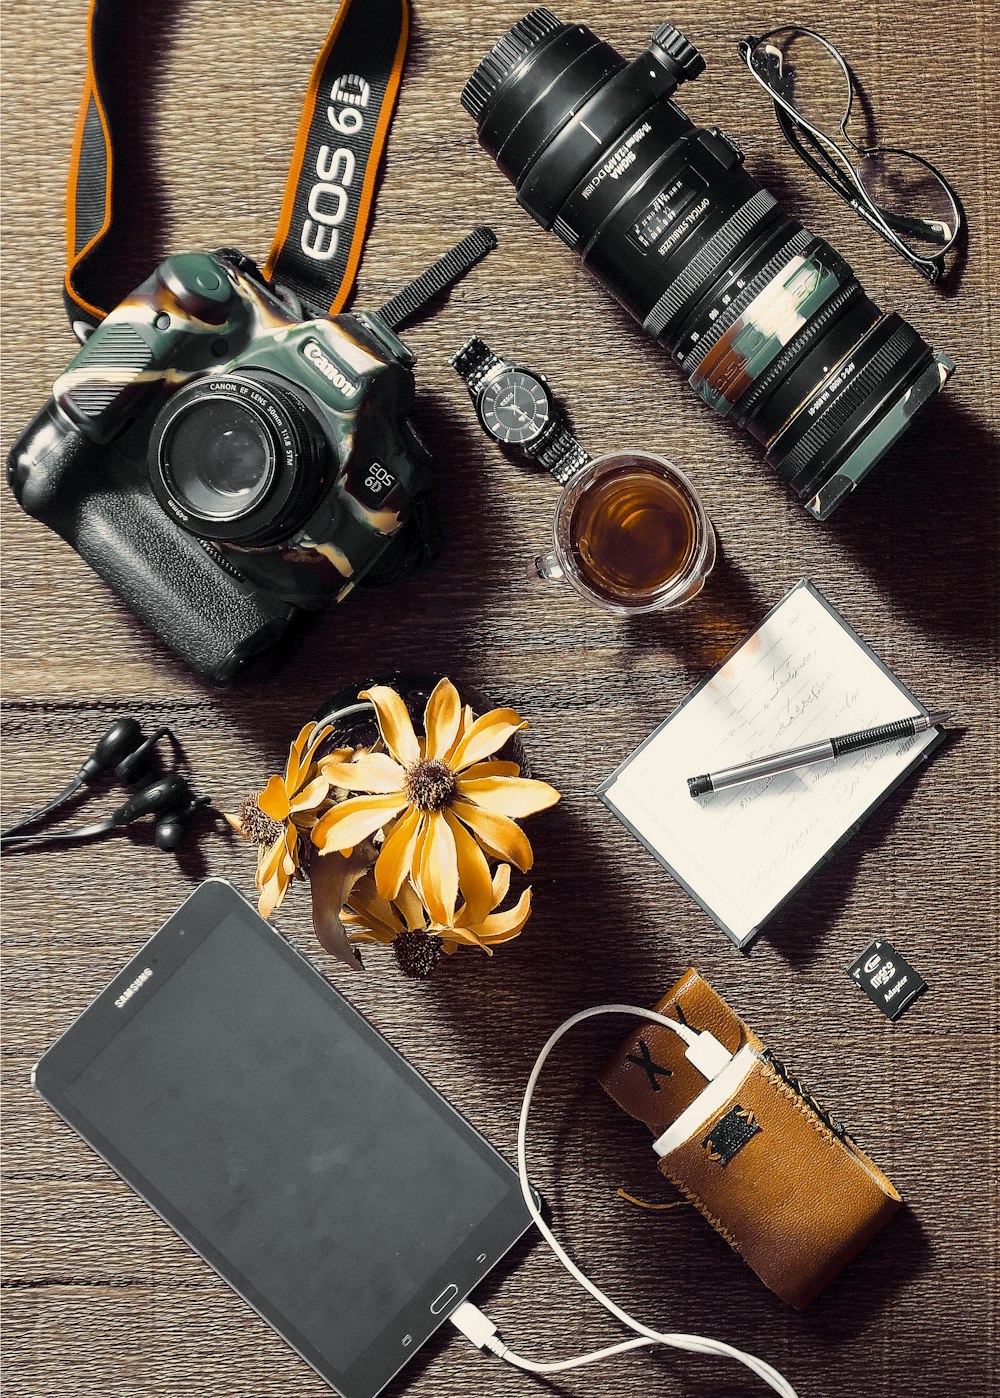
{"left": 463, "top": 11, "right": 954, "bottom": 518}
{"left": 163, "top": 400, "right": 272, "bottom": 518}
{"left": 149, "top": 371, "right": 327, "bottom": 544}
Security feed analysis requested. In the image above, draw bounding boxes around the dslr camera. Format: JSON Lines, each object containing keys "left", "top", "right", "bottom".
{"left": 7, "top": 250, "right": 436, "bottom": 683}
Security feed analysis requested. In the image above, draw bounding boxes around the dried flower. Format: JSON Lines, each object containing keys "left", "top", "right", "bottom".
{"left": 312, "top": 679, "right": 559, "bottom": 927}
{"left": 343, "top": 863, "right": 532, "bottom": 959}
{"left": 225, "top": 722, "right": 337, "bottom": 918}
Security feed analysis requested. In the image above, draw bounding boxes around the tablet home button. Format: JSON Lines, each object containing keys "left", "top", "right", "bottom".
{"left": 430, "top": 1284, "right": 458, "bottom": 1314}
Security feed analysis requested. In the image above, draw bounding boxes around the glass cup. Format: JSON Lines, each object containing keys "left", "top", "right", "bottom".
{"left": 529, "top": 450, "right": 716, "bottom": 613}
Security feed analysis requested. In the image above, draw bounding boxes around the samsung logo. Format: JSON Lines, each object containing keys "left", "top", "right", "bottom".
{"left": 115, "top": 967, "right": 153, "bottom": 1008}
{"left": 301, "top": 338, "right": 360, "bottom": 398}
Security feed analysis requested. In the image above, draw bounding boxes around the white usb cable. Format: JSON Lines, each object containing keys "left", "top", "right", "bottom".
{"left": 451, "top": 1004, "right": 799, "bottom": 1397}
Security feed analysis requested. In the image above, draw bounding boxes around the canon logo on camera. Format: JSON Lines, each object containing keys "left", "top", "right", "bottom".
{"left": 300, "top": 338, "right": 361, "bottom": 399}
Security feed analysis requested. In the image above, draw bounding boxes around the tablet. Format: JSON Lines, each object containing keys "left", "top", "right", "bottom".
{"left": 33, "top": 879, "right": 533, "bottom": 1398}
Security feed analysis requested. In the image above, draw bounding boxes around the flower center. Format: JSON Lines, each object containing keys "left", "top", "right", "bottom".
{"left": 404, "top": 759, "right": 457, "bottom": 812}
{"left": 239, "top": 794, "right": 284, "bottom": 848}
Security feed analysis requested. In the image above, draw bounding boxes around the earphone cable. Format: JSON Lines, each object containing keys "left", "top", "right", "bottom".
{"left": 0, "top": 776, "right": 85, "bottom": 839}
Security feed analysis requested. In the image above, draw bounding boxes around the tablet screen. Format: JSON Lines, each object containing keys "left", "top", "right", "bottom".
{"left": 38, "top": 883, "right": 530, "bottom": 1397}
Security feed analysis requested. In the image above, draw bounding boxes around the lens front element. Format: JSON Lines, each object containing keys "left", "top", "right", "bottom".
{"left": 163, "top": 399, "right": 273, "bottom": 520}
{"left": 149, "top": 372, "right": 327, "bottom": 545}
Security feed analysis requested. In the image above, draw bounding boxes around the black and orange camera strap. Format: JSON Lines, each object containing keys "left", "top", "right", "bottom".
{"left": 65, "top": 0, "right": 409, "bottom": 335}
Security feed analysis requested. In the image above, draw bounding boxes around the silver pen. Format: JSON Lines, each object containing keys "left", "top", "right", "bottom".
{"left": 687, "top": 711, "right": 953, "bottom": 798}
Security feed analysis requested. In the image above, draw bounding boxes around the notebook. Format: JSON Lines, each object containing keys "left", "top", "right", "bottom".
{"left": 598, "top": 580, "right": 944, "bottom": 949}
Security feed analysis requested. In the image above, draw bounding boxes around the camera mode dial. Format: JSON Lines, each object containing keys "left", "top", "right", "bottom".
{"left": 649, "top": 24, "right": 705, "bottom": 84}
{"left": 161, "top": 253, "right": 235, "bottom": 324}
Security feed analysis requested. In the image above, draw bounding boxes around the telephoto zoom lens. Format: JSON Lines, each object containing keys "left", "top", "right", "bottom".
{"left": 462, "top": 10, "right": 955, "bottom": 519}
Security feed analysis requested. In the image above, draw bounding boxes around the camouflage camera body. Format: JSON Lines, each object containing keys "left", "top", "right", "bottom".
{"left": 7, "top": 250, "right": 436, "bottom": 684}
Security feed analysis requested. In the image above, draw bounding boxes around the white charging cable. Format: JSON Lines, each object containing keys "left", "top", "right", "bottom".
{"left": 451, "top": 1004, "right": 799, "bottom": 1397}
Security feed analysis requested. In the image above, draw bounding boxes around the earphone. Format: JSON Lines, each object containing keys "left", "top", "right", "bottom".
{"left": 0, "top": 719, "right": 209, "bottom": 854}
{"left": 1, "top": 716, "right": 146, "bottom": 838}
{"left": 451, "top": 1004, "right": 799, "bottom": 1396}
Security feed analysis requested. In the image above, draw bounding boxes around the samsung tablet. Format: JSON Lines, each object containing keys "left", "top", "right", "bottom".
{"left": 33, "top": 878, "right": 533, "bottom": 1398}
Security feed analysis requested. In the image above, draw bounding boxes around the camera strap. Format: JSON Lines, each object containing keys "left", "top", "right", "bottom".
{"left": 65, "top": 0, "right": 409, "bottom": 334}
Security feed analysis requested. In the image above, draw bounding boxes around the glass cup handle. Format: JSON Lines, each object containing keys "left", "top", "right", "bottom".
{"left": 528, "top": 551, "right": 564, "bottom": 585}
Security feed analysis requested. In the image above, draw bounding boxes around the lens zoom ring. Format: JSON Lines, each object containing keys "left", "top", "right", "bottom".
{"left": 732, "top": 281, "right": 859, "bottom": 426}
{"left": 642, "top": 190, "right": 778, "bottom": 341}
{"left": 777, "top": 321, "right": 921, "bottom": 486}
{"left": 461, "top": 9, "right": 562, "bottom": 121}
{"left": 680, "top": 229, "right": 813, "bottom": 375}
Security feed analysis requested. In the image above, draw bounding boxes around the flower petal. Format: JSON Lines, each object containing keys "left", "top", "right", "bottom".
{"left": 491, "top": 863, "right": 512, "bottom": 905}
{"left": 460, "top": 760, "right": 522, "bottom": 780}
{"left": 435, "top": 922, "right": 491, "bottom": 953}
{"left": 476, "top": 887, "right": 532, "bottom": 943}
{"left": 374, "top": 807, "right": 424, "bottom": 900}
{"left": 284, "top": 723, "right": 318, "bottom": 789}
{"left": 310, "top": 846, "right": 372, "bottom": 969}
{"left": 256, "top": 832, "right": 287, "bottom": 886}
{"left": 346, "top": 873, "right": 404, "bottom": 939}
{"left": 443, "top": 810, "right": 494, "bottom": 924}
{"left": 451, "top": 708, "right": 527, "bottom": 771}
{"left": 359, "top": 685, "right": 420, "bottom": 765}
{"left": 414, "top": 810, "right": 459, "bottom": 926}
{"left": 295, "top": 723, "right": 333, "bottom": 784}
{"left": 321, "top": 751, "right": 406, "bottom": 794}
{"left": 394, "top": 880, "right": 428, "bottom": 932}
{"left": 224, "top": 811, "right": 246, "bottom": 837}
{"left": 258, "top": 774, "right": 291, "bottom": 822}
{"left": 451, "top": 798, "right": 534, "bottom": 872}
{"left": 288, "top": 774, "right": 330, "bottom": 813}
{"left": 455, "top": 776, "right": 560, "bottom": 819}
{"left": 423, "top": 678, "right": 462, "bottom": 760}
{"left": 258, "top": 870, "right": 288, "bottom": 919}
{"left": 444, "top": 705, "right": 476, "bottom": 762}
{"left": 311, "top": 793, "right": 406, "bottom": 854}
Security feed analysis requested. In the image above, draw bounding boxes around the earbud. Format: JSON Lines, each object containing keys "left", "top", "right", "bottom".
{"left": 111, "top": 773, "right": 189, "bottom": 827}
{"left": 114, "top": 727, "right": 171, "bottom": 786}
{"left": 78, "top": 717, "right": 144, "bottom": 783}
{"left": 154, "top": 796, "right": 212, "bottom": 852}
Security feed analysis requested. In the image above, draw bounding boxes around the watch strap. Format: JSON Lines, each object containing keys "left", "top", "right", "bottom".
{"left": 529, "top": 419, "right": 591, "bottom": 484}
{"left": 450, "top": 335, "right": 507, "bottom": 396}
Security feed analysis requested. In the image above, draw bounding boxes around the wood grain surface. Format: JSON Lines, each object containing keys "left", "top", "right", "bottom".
{"left": 1, "top": 3, "right": 997, "bottom": 1396}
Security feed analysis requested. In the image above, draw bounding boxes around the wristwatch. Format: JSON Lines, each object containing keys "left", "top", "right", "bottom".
{"left": 450, "top": 336, "right": 591, "bottom": 484}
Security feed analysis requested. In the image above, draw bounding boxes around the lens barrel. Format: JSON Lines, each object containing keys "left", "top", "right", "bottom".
{"left": 463, "top": 10, "right": 955, "bottom": 518}
{"left": 149, "top": 371, "right": 327, "bottom": 545}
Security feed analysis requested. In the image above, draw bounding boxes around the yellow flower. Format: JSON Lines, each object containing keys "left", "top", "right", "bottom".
{"left": 344, "top": 864, "right": 533, "bottom": 957}
{"left": 311, "top": 679, "right": 559, "bottom": 927}
{"left": 225, "top": 722, "right": 336, "bottom": 918}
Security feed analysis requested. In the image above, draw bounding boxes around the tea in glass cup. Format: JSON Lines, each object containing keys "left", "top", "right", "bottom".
{"left": 530, "top": 451, "right": 715, "bottom": 613}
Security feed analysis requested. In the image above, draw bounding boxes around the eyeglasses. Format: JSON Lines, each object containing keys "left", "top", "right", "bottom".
{"left": 738, "top": 26, "right": 963, "bottom": 282}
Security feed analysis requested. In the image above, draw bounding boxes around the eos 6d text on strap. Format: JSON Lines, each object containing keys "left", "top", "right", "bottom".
{"left": 262, "top": 0, "right": 409, "bottom": 316}
{"left": 65, "top": 0, "right": 409, "bottom": 335}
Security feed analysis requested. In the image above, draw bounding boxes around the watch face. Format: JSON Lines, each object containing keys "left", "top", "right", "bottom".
{"left": 479, "top": 370, "right": 551, "bottom": 446}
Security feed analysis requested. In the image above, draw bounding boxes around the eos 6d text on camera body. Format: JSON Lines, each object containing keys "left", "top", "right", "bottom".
{"left": 462, "top": 10, "right": 955, "bottom": 519}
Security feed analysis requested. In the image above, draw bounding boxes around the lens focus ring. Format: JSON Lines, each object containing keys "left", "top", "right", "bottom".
{"left": 643, "top": 190, "right": 778, "bottom": 341}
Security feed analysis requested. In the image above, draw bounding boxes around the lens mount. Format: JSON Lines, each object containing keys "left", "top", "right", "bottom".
{"left": 149, "top": 371, "right": 327, "bottom": 545}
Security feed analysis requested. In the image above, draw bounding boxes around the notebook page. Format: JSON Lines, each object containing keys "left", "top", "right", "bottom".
{"left": 602, "top": 583, "right": 937, "bottom": 945}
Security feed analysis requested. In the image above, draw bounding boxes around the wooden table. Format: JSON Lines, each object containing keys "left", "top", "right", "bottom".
{"left": 2, "top": 3, "right": 997, "bottom": 1395}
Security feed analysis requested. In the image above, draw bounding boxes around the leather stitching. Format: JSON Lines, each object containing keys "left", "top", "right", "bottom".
{"left": 657, "top": 1165, "right": 743, "bottom": 1254}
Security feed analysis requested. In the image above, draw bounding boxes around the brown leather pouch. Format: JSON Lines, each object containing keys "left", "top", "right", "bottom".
{"left": 597, "top": 969, "right": 901, "bottom": 1308}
